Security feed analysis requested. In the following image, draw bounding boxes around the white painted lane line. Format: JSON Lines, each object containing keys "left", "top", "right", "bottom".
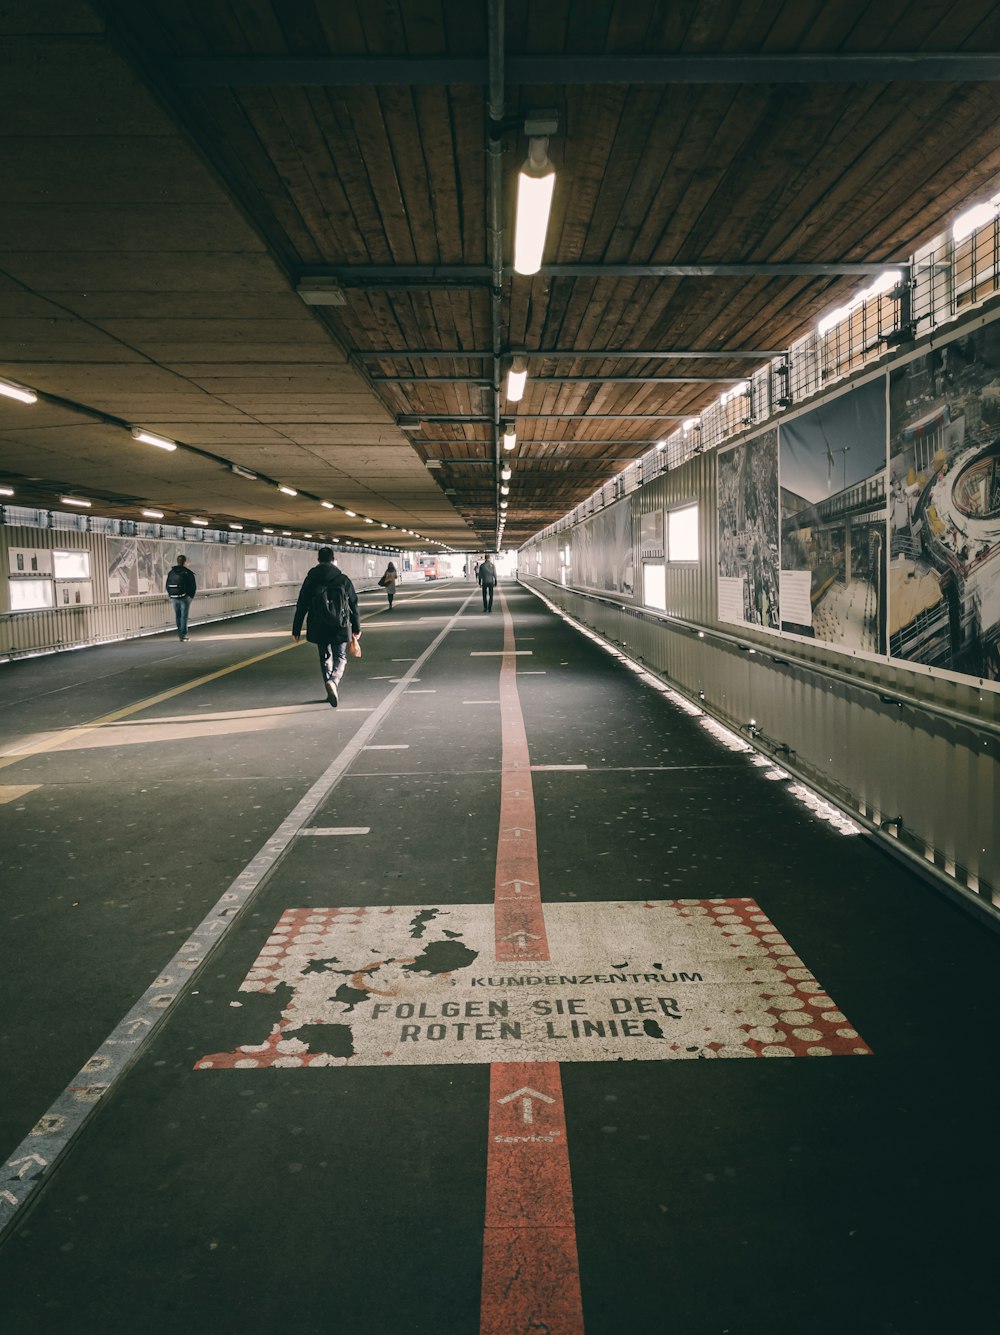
{"left": 0, "top": 589, "right": 478, "bottom": 1235}
{"left": 517, "top": 670, "right": 546, "bottom": 675}
{"left": 363, "top": 743, "right": 409, "bottom": 750}
{"left": 299, "top": 827, "right": 371, "bottom": 836}
{"left": 391, "top": 658, "right": 418, "bottom": 662}
{"left": 407, "top": 689, "right": 437, "bottom": 693}
{"left": 530, "top": 764, "right": 588, "bottom": 771}
{"left": 470, "top": 651, "right": 532, "bottom": 656}
{"left": 463, "top": 700, "right": 500, "bottom": 705}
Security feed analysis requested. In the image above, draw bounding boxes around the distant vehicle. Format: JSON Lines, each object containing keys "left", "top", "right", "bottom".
{"left": 415, "top": 556, "right": 439, "bottom": 580}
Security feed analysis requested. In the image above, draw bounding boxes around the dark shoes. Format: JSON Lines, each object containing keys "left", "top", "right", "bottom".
{"left": 325, "top": 680, "right": 339, "bottom": 708}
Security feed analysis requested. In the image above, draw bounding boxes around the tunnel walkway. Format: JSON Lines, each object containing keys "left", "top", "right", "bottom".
{"left": 0, "top": 578, "right": 997, "bottom": 1334}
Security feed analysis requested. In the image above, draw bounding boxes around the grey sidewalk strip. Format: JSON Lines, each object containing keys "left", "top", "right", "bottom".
{"left": 0, "top": 590, "right": 476, "bottom": 1234}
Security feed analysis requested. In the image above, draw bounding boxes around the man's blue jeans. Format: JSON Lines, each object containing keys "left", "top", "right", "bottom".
{"left": 171, "top": 595, "right": 191, "bottom": 639}
{"left": 318, "top": 639, "right": 349, "bottom": 688}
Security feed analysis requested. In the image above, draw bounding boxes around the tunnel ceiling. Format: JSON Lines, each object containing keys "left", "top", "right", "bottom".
{"left": 3, "top": 1, "right": 1000, "bottom": 550}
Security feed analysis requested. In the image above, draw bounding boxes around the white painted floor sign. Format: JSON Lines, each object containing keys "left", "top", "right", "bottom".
{"left": 196, "top": 899, "right": 870, "bottom": 1068}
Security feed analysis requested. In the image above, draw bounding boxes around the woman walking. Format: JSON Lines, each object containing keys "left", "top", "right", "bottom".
{"left": 379, "top": 560, "right": 398, "bottom": 610}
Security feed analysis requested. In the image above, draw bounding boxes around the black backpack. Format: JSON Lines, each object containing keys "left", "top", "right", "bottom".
{"left": 310, "top": 576, "right": 350, "bottom": 636}
{"left": 166, "top": 567, "right": 186, "bottom": 596}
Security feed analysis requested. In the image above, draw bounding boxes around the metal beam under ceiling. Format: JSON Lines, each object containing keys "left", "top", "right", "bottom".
{"left": 300, "top": 262, "right": 900, "bottom": 282}
{"left": 373, "top": 375, "right": 740, "bottom": 384}
{"left": 356, "top": 349, "right": 788, "bottom": 360}
{"left": 169, "top": 53, "right": 1000, "bottom": 87}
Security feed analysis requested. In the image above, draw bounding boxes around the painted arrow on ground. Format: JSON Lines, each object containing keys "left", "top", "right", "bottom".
{"left": 500, "top": 879, "right": 536, "bottom": 895}
{"left": 500, "top": 930, "right": 541, "bottom": 951}
{"left": 498, "top": 1086, "right": 556, "bottom": 1125}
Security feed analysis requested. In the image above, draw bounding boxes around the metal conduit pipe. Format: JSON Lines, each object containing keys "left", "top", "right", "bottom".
{"left": 487, "top": 0, "right": 505, "bottom": 549}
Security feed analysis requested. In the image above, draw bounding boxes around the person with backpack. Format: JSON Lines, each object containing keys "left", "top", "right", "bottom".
{"left": 378, "top": 560, "right": 398, "bottom": 610}
{"left": 165, "top": 554, "right": 197, "bottom": 641}
{"left": 291, "top": 548, "right": 361, "bottom": 708}
{"left": 477, "top": 553, "right": 497, "bottom": 612}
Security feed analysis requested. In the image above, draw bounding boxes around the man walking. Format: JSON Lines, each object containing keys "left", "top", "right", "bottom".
{"left": 478, "top": 553, "right": 497, "bottom": 612}
{"left": 165, "top": 554, "right": 196, "bottom": 641}
{"left": 291, "top": 548, "right": 360, "bottom": 708}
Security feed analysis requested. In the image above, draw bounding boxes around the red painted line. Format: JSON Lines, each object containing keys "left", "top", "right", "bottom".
{"left": 481, "top": 588, "right": 584, "bottom": 1335}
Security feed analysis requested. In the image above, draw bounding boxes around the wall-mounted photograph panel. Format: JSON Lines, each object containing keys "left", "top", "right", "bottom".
{"left": 778, "top": 379, "right": 888, "bottom": 653}
{"left": 55, "top": 580, "right": 94, "bottom": 607}
{"left": 53, "top": 550, "right": 91, "bottom": 580}
{"left": 8, "top": 578, "right": 54, "bottom": 611}
{"left": 573, "top": 494, "right": 635, "bottom": 598}
{"left": 8, "top": 547, "right": 52, "bottom": 577}
{"left": 889, "top": 318, "right": 1000, "bottom": 682}
{"left": 717, "top": 429, "right": 780, "bottom": 628}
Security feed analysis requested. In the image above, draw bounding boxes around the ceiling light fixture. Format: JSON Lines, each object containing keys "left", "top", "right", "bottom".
{"left": 364, "top": 517, "right": 374, "bottom": 524}
{"left": 0, "top": 485, "right": 14, "bottom": 497}
{"left": 506, "top": 354, "right": 528, "bottom": 402}
{"left": 278, "top": 484, "right": 298, "bottom": 497}
{"left": 141, "top": 509, "right": 164, "bottom": 519}
{"left": 0, "top": 378, "right": 38, "bottom": 405}
{"left": 192, "top": 518, "right": 209, "bottom": 526}
{"left": 231, "top": 464, "right": 257, "bottom": 481}
{"left": 500, "top": 484, "right": 510, "bottom": 495}
{"left": 500, "top": 464, "right": 512, "bottom": 481}
{"left": 321, "top": 501, "right": 335, "bottom": 509}
{"left": 502, "top": 422, "right": 517, "bottom": 451}
{"left": 513, "top": 116, "right": 558, "bottom": 276}
{"left": 345, "top": 509, "right": 357, "bottom": 517}
{"left": 61, "top": 496, "right": 91, "bottom": 508}
{"left": 229, "top": 523, "right": 243, "bottom": 530}
{"left": 131, "top": 427, "right": 177, "bottom": 452}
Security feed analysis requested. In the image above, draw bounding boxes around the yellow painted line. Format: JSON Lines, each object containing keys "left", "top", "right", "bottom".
{"left": 0, "top": 641, "right": 299, "bottom": 773}
{"left": 0, "top": 581, "right": 466, "bottom": 774}
{"left": 0, "top": 784, "right": 40, "bottom": 802}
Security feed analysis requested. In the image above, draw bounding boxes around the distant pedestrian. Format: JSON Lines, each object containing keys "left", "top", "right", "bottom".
{"left": 378, "top": 560, "right": 398, "bottom": 610}
{"left": 165, "top": 554, "right": 196, "bottom": 641}
{"left": 291, "top": 548, "right": 361, "bottom": 709}
{"left": 478, "top": 554, "right": 497, "bottom": 612}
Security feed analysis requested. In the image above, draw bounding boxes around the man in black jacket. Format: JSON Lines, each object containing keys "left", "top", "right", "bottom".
{"left": 291, "top": 548, "right": 361, "bottom": 708}
{"left": 165, "top": 554, "right": 197, "bottom": 641}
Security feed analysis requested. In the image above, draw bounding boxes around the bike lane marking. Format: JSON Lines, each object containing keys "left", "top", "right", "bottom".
{"left": 480, "top": 585, "right": 585, "bottom": 1335}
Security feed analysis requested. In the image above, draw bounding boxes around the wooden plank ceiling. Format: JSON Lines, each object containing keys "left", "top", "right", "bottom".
{"left": 3, "top": 1, "right": 1000, "bottom": 549}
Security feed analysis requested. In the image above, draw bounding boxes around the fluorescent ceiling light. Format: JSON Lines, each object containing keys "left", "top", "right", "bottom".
{"left": 262, "top": 527, "right": 274, "bottom": 533}
{"left": 278, "top": 484, "right": 298, "bottom": 497}
{"left": 191, "top": 517, "right": 209, "bottom": 526}
{"left": 131, "top": 426, "right": 177, "bottom": 452}
{"left": 0, "top": 378, "right": 37, "bottom": 404}
{"left": 296, "top": 278, "right": 347, "bottom": 306}
{"left": 506, "top": 355, "right": 528, "bottom": 402}
{"left": 0, "top": 485, "right": 14, "bottom": 496}
{"left": 500, "top": 484, "right": 510, "bottom": 495}
{"left": 142, "top": 509, "right": 164, "bottom": 519}
{"left": 502, "top": 424, "right": 517, "bottom": 451}
{"left": 61, "top": 496, "right": 91, "bottom": 508}
{"left": 282, "top": 530, "right": 291, "bottom": 536}
{"left": 304, "top": 532, "right": 313, "bottom": 538}
{"left": 231, "top": 464, "right": 257, "bottom": 481}
{"left": 364, "top": 517, "right": 374, "bottom": 524}
{"left": 500, "top": 464, "right": 512, "bottom": 481}
{"left": 321, "top": 501, "right": 334, "bottom": 509}
{"left": 229, "top": 523, "right": 243, "bottom": 530}
{"left": 345, "top": 509, "right": 357, "bottom": 517}
{"left": 513, "top": 138, "right": 556, "bottom": 276}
